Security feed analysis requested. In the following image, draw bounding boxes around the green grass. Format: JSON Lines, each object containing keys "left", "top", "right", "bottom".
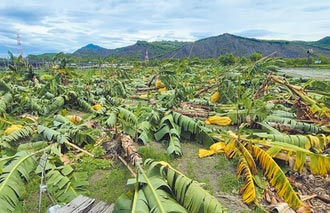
{"left": 21, "top": 174, "right": 53, "bottom": 213}
{"left": 215, "top": 153, "right": 239, "bottom": 170}
{"left": 75, "top": 156, "right": 131, "bottom": 203}
{"left": 138, "top": 145, "right": 173, "bottom": 162}
{"left": 75, "top": 156, "right": 113, "bottom": 175}
{"left": 199, "top": 177, "right": 216, "bottom": 195}
{"left": 217, "top": 172, "right": 242, "bottom": 194}
{"left": 186, "top": 160, "right": 197, "bottom": 180}
{"left": 88, "top": 165, "right": 132, "bottom": 203}
{"left": 215, "top": 154, "right": 243, "bottom": 194}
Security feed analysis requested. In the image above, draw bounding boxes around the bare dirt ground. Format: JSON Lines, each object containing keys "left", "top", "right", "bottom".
{"left": 163, "top": 142, "right": 252, "bottom": 212}
{"left": 288, "top": 172, "right": 330, "bottom": 212}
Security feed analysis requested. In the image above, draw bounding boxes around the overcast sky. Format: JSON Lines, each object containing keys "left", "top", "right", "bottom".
{"left": 0, "top": 0, "right": 329, "bottom": 57}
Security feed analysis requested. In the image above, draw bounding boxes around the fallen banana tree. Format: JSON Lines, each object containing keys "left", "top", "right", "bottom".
{"left": 263, "top": 74, "right": 330, "bottom": 124}
{"left": 115, "top": 133, "right": 228, "bottom": 212}
{"left": 199, "top": 130, "right": 330, "bottom": 211}
{"left": 0, "top": 142, "right": 90, "bottom": 212}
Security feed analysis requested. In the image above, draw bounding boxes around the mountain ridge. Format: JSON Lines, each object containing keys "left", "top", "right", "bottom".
{"left": 161, "top": 33, "right": 330, "bottom": 59}
{"left": 72, "top": 40, "right": 190, "bottom": 59}
{"left": 29, "top": 34, "right": 330, "bottom": 60}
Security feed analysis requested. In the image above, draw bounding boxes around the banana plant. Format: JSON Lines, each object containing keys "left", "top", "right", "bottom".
{"left": 264, "top": 115, "right": 323, "bottom": 134}
{"left": 114, "top": 159, "right": 227, "bottom": 213}
{"left": 6, "top": 51, "right": 30, "bottom": 82}
{"left": 207, "top": 132, "right": 305, "bottom": 210}
{"left": 0, "top": 124, "right": 34, "bottom": 149}
{"left": 154, "top": 111, "right": 214, "bottom": 156}
{"left": 203, "top": 129, "right": 329, "bottom": 210}
{"left": 270, "top": 74, "right": 330, "bottom": 122}
{"left": 154, "top": 113, "right": 182, "bottom": 156}
{"left": 0, "top": 93, "right": 13, "bottom": 115}
{"left": 0, "top": 121, "right": 93, "bottom": 212}
{"left": 0, "top": 140, "right": 89, "bottom": 212}
{"left": 38, "top": 152, "right": 89, "bottom": 203}
{"left": 0, "top": 149, "right": 44, "bottom": 212}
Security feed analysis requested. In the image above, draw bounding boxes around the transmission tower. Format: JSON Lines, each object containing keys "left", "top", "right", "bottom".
{"left": 145, "top": 49, "right": 149, "bottom": 62}
{"left": 16, "top": 33, "right": 23, "bottom": 56}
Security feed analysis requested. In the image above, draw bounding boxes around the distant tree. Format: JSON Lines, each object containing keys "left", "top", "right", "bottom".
{"left": 250, "top": 52, "right": 263, "bottom": 62}
{"left": 218, "top": 53, "right": 236, "bottom": 66}
{"left": 239, "top": 56, "right": 250, "bottom": 65}
{"left": 285, "top": 57, "right": 312, "bottom": 67}
{"left": 318, "top": 56, "right": 330, "bottom": 64}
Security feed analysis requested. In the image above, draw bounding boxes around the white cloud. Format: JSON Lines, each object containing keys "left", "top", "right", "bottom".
{"left": 0, "top": 0, "right": 329, "bottom": 57}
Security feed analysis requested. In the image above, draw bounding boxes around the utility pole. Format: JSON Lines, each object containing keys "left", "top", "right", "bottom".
{"left": 307, "top": 49, "right": 313, "bottom": 67}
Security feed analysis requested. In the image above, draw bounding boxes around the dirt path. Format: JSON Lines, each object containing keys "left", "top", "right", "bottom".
{"left": 172, "top": 143, "right": 251, "bottom": 212}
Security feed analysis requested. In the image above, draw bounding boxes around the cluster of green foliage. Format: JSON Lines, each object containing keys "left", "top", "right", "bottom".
{"left": 218, "top": 52, "right": 263, "bottom": 66}
{"left": 285, "top": 55, "right": 330, "bottom": 66}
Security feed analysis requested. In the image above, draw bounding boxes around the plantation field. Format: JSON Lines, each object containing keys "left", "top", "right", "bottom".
{"left": 1, "top": 54, "right": 330, "bottom": 212}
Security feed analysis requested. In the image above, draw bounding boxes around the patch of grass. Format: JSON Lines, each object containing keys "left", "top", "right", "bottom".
{"left": 186, "top": 160, "right": 197, "bottom": 179}
{"left": 215, "top": 154, "right": 243, "bottom": 194}
{"left": 74, "top": 156, "right": 128, "bottom": 204}
{"left": 215, "top": 154, "right": 238, "bottom": 171}
{"left": 138, "top": 145, "right": 173, "bottom": 162}
{"left": 217, "top": 172, "right": 242, "bottom": 194}
{"left": 75, "top": 156, "right": 113, "bottom": 175}
{"left": 88, "top": 165, "right": 131, "bottom": 203}
{"left": 21, "top": 173, "right": 53, "bottom": 212}
{"left": 199, "top": 177, "right": 216, "bottom": 195}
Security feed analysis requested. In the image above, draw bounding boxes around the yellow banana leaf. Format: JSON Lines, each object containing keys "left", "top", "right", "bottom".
{"left": 205, "top": 116, "right": 232, "bottom": 126}
{"left": 224, "top": 139, "right": 237, "bottom": 159}
{"left": 253, "top": 138, "right": 330, "bottom": 176}
{"left": 252, "top": 145, "right": 303, "bottom": 210}
{"left": 237, "top": 156, "right": 257, "bottom": 205}
{"left": 4, "top": 125, "right": 23, "bottom": 135}
{"left": 237, "top": 142, "right": 257, "bottom": 174}
{"left": 210, "top": 91, "right": 220, "bottom": 103}
{"left": 158, "top": 87, "right": 167, "bottom": 92}
{"left": 310, "top": 154, "right": 330, "bottom": 176}
{"left": 92, "top": 104, "right": 102, "bottom": 110}
{"left": 293, "top": 151, "right": 306, "bottom": 172}
{"left": 198, "top": 142, "right": 225, "bottom": 158}
{"left": 155, "top": 80, "right": 163, "bottom": 87}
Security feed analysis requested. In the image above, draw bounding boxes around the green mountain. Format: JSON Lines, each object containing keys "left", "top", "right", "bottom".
{"left": 311, "top": 36, "right": 330, "bottom": 48}
{"left": 72, "top": 40, "right": 190, "bottom": 59}
{"left": 162, "top": 33, "right": 330, "bottom": 59}
{"left": 28, "top": 53, "right": 58, "bottom": 61}
{"left": 72, "top": 44, "right": 109, "bottom": 58}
